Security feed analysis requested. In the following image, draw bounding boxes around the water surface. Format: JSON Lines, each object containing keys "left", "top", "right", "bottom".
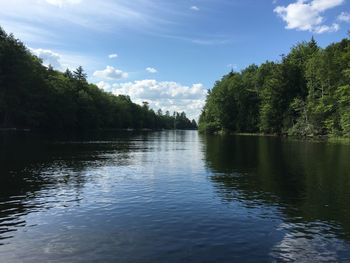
{"left": 1, "top": 131, "right": 350, "bottom": 262}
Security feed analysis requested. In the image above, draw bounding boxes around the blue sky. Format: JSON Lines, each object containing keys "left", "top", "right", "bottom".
{"left": 1, "top": 0, "right": 349, "bottom": 119}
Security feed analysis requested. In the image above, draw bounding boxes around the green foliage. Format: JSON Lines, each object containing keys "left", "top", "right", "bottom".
{"left": 199, "top": 69, "right": 259, "bottom": 133}
{"left": 199, "top": 36, "right": 350, "bottom": 137}
{"left": 0, "top": 27, "right": 197, "bottom": 131}
{"left": 335, "top": 85, "right": 350, "bottom": 136}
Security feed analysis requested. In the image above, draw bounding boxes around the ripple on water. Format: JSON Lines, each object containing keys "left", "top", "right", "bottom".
{"left": 1, "top": 131, "right": 350, "bottom": 262}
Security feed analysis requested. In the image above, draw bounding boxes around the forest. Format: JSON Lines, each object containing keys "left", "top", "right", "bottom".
{"left": 0, "top": 27, "right": 197, "bottom": 132}
{"left": 199, "top": 35, "right": 350, "bottom": 137}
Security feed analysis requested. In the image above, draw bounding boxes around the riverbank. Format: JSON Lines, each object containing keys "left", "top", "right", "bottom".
{"left": 201, "top": 130, "right": 350, "bottom": 144}
{"left": 0, "top": 127, "right": 198, "bottom": 136}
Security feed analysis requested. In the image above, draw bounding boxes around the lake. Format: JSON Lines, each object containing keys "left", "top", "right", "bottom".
{"left": 1, "top": 130, "right": 350, "bottom": 262}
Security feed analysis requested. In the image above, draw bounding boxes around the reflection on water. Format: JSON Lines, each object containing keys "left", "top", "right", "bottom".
{"left": 203, "top": 135, "right": 350, "bottom": 262}
{"left": 0, "top": 131, "right": 350, "bottom": 262}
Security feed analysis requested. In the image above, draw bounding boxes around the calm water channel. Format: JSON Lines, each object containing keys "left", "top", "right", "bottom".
{"left": 1, "top": 130, "right": 350, "bottom": 262}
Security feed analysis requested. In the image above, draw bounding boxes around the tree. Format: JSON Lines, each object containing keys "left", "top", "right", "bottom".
{"left": 73, "top": 66, "right": 87, "bottom": 82}
{"left": 64, "top": 69, "right": 73, "bottom": 79}
{"left": 0, "top": 26, "right": 196, "bottom": 132}
{"left": 199, "top": 35, "right": 350, "bottom": 137}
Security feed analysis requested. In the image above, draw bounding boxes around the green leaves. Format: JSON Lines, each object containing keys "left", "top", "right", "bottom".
{"left": 199, "top": 37, "right": 350, "bottom": 137}
{"left": 0, "top": 26, "right": 196, "bottom": 132}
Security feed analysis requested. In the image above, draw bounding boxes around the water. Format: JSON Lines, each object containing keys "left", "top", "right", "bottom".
{"left": 1, "top": 131, "right": 350, "bottom": 262}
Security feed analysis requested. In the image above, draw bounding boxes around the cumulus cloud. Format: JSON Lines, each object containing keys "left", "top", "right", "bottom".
{"left": 45, "top": 0, "right": 82, "bottom": 7}
{"left": 338, "top": 12, "right": 350, "bottom": 22}
{"left": 314, "top": 23, "right": 339, "bottom": 33}
{"left": 96, "top": 81, "right": 111, "bottom": 90}
{"left": 29, "top": 47, "right": 95, "bottom": 72}
{"left": 146, "top": 67, "right": 158, "bottom": 73}
{"left": 97, "top": 79, "right": 207, "bottom": 120}
{"left": 93, "top": 66, "right": 128, "bottom": 80}
{"left": 108, "top": 53, "right": 118, "bottom": 59}
{"left": 109, "top": 80, "right": 206, "bottom": 100}
{"left": 190, "top": 6, "right": 200, "bottom": 11}
{"left": 30, "top": 48, "right": 62, "bottom": 69}
{"left": 274, "top": 0, "right": 344, "bottom": 33}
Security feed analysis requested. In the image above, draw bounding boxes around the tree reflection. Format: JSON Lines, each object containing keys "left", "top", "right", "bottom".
{"left": 0, "top": 131, "right": 136, "bottom": 243}
{"left": 202, "top": 134, "right": 350, "bottom": 239}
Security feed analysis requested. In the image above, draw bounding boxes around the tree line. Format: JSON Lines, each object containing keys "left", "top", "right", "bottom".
{"left": 0, "top": 27, "right": 197, "bottom": 132}
{"left": 199, "top": 35, "right": 350, "bottom": 137}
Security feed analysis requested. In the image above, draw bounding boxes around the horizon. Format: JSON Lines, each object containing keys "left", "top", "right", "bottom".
{"left": 1, "top": 0, "right": 349, "bottom": 120}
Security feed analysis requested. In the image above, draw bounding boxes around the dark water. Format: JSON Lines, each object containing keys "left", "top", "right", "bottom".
{"left": 1, "top": 131, "right": 350, "bottom": 262}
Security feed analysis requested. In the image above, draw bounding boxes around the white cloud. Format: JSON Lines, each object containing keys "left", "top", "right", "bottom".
{"left": 274, "top": 0, "right": 344, "bottom": 33}
{"left": 311, "top": 0, "right": 344, "bottom": 11}
{"left": 97, "top": 79, "right": 207, "bottom": 120}
{"left": 191, "top": 38, "right": 230, "bottom": 45}
{"left": 0, "top": 0, "right": 230, "bottom": 47}
{"left": 146, "top": 67, "right": 158, "bottom": 73}
{"left": 0, "top": 0, "right": 160, "bottom": 38}
{"left": 190, "top": 6, "right": 200, "bottom": 11}
{"left": 110, "top": 80, "right": 207, "bottom": 100}
{"left": 93, "top": 66, "right": 128, "bottom": 80}
{"left": 338, "top": 12, "right": 350, "bottom": 22}
{"left": 0, "top": 21, "right": 58, "bottom": 46}
{"left": 314, "top": 23, "right": 339, "bottom": 33}
{"left": 29, "top": 47, "right": 97, "bottom": 72}
{"left": 30, "top": 48, "right": 62, "bottom": 69}
{"left": 45, "top": 0, "right": 82, "bottom": 7}
{"left": 108, "top": 53, "right": 118, "bottom": 59}
{"left": 96, "top": 81, "right": 111, "bottom": 90}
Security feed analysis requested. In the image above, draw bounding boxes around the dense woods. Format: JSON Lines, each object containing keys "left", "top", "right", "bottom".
{"left": 199, "top": 35, "right": 350, "bottom": 137}
{"left": 0, "top": 27, "right": 197, "bottom": 132}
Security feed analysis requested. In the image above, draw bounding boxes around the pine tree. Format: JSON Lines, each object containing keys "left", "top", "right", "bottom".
{"left": 73, "top": 66, "right": 87, "bottom": 82}
{"left": 64, "top": 68, "right": 73, "bottom": 79}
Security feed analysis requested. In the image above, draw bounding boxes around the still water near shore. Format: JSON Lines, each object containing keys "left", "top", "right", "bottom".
{"left": 1, "top": 131, "right": 350, "bottom": 262}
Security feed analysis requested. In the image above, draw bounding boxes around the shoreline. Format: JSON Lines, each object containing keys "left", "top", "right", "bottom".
{"left": 200, "top": 130, "right": 350, "bottom": 144}
{"left": 0, "top": 128, "right": 198, "bottom": 133}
